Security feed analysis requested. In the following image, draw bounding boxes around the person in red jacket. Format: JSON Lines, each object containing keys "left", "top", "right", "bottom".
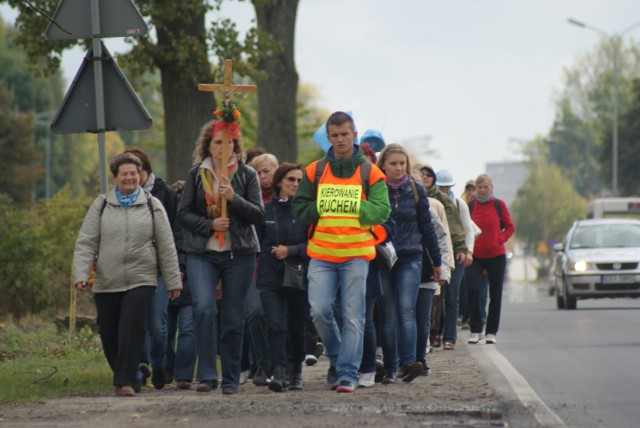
{"left": 466, "top": 174, "right": 515, "bottom": 345}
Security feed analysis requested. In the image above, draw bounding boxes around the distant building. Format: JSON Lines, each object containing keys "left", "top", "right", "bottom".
{"left": 486, "top": 161, "right": 528, "bottom": 208}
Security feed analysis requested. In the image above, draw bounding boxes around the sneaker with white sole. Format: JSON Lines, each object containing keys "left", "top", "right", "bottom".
{"left": 239, "top": 369, "right": 250, "bottom": 385}
{"left": 485, "top": 334, "right": 497, "bottom": 344}
{"left": 358, "top": 372, "right": 375, "bottom": 388}
{"left": 305, "top": 354, "right": 318, "bottom": 366}
{"left": 336, "top": 380, "right": 355, "bottom": 393}
{"left": 468, "top": 333, "right": 482, "bottom": 344}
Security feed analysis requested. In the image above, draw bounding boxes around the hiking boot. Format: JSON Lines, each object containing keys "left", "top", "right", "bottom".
{"left": 252, "top": 367, "right": 269, "bottom": 386}
{"left": 327, "top": 365, "right": 339, "bottom": 389}
{"left": 375, "top": 360, "right": 385, "bottom": 383}
{"left": 138, "top": 363, "right": 151, "bottom": 386}
{"left": 196, "top": 380, "right": 218, "bottom": 392}
{"left": 400, "top": 362, "right": 423, "bottom": 383}
{"left": 288, "top": 363, "right": 303, "bottom": 391}
{"left": 268, "top": 365, "right": 288, "bottom": 393}
{"left": 381, "top": 370, "right": 397, "bottom": 385}
{"left": 176, "top": 380, "right": 191, "bottom": 390}
{"left": 151, "top": 367, "right": 166, "bottom": 390}
{"left": 164, "top": 366, "right": 174, "bottom": 384}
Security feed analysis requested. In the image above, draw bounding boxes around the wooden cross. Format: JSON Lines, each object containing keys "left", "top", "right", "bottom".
{"left": 198, "top": 59, "right": 256, "bottom": 217}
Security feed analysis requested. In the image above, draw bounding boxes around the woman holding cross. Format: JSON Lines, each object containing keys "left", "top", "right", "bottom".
{"left": 177, "top": 105, "right": 264, "bottom": 395}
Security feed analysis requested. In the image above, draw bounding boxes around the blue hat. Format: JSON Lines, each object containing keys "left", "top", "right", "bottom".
{"left": 312, "top": 111, "right": 358, "bottom": 153}
{"left": 436, "top": 169, "right": 455, "bottom": 187}
{"left": 360, "top": 129, "right": 385, "bottom": 152}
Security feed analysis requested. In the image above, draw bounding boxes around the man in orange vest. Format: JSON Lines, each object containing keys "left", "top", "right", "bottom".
{"left": 293, "top": 111, "right": 391, "bottom": 393}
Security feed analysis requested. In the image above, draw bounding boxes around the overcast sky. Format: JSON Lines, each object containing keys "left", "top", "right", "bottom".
{"left": 2, "top": 0, "right": 639, "bottom": 193}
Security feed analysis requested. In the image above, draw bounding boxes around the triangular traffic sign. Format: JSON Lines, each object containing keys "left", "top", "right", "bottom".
{"left": 46, "top": 0, "right": 147, "bottom": 40}
{"left": 51, "top": 43, "right": 152, "bottom": 134}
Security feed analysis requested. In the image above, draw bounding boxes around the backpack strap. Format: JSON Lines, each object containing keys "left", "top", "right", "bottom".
{"left": 469, "top": 198, "right": 504, "bottom": 230}
{"left": 409, "top": 180, "right": 419, "bottom": 202}
{"left": 313, "top": 159, "right": 372, "bottom": 198}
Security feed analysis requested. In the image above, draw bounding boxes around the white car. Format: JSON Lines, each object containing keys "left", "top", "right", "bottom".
{"left": 553, "top": 218, "right": 640, "bottom": 310}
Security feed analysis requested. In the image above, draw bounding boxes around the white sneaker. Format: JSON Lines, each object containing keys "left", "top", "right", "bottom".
{"left": 485, "top": 334, "right": 497, "bottom": 344}
{"left": 468, "top": 333, "right": 482, "bottom": 344}
{"left": 239, "top": 369, "right": 250, "bottom": 385}
{"left": 305, "top": 354, "right": 318, "bottom": 366}
{"left": 358, "top": 372, "right": 375, "bottom": 388}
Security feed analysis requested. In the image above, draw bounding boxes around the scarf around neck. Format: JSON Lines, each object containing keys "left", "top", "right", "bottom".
{"left": 142, "top": 172, "right": 156, "bottom": 193}
{"left": 476, "top": 192, "right": 494, "bottom": 204}
{"left": 199, "top": 156, "right": 239, "bottom": 246}
{"left": 115, "top": 186, "right": 141, "bottom": 208}
{"left": 388, "top": 174, "right": 409, "bottom": 190}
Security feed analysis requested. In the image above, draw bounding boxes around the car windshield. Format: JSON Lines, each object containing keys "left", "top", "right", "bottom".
{"left": 569, "top": 223, "right": 640, "bottom": 249}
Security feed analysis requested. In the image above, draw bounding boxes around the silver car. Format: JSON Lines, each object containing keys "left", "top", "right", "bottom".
{"left": 554, "top": 218, "right": 640, "bottom": 310}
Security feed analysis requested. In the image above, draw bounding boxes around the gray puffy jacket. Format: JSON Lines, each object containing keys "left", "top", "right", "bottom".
{"left": 73, "top": 189, "right": 182, "bottom": 293}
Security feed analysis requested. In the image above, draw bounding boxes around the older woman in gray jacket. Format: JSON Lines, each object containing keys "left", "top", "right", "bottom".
{"left": 74, "top": 153, "right": 182, "bottom": 397}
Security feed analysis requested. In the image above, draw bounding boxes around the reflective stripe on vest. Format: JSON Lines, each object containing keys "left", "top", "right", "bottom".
{"left": 309, "top": 162, "right": 376, "bottom": 262}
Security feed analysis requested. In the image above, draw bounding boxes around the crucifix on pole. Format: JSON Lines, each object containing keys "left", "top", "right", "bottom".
{"left": 198, "top": 59, "right": 256, "bottom": 216}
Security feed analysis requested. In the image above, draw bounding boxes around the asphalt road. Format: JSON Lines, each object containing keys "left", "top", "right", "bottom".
{"left": 493, "top": 255, "right": 640, "bottom": 428}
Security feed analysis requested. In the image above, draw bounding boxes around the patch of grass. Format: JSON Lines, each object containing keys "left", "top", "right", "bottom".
{"left": 0, "top": 319, "right": 112, "bottom": 404}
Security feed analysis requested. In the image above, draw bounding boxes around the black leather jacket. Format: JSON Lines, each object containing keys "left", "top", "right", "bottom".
{"left": 177, "top": 161, "right": 264, "bottom": 255}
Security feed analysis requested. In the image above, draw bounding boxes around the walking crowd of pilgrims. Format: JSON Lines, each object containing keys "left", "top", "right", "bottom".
{"left": 73, "top": 106, "right": 515, "bottom": 397}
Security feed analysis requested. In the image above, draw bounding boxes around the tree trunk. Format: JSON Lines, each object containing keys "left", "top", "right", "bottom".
{"left": 253, "top": 0, "right": 300, "bottom": 163}
{"left": 152, "top": 1, "right": 214, "bottom": 183}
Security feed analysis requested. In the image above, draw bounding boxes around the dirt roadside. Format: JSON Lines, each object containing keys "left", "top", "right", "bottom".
{"left": 0, "top": 339, "right": 535, "bottom": 427}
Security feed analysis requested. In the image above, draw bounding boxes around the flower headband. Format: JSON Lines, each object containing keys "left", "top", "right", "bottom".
{"left": 211, "top": 101, "right": 241, "bottom": 140}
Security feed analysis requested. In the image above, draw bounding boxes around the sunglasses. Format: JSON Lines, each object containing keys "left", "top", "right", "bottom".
{"left": 285, "top": 177, "right": 302, "bottom": 183}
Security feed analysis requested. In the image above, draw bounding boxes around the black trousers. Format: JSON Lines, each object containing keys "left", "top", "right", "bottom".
{"left": 260, "top": 288, "right": 307, "bottom": 368}
{"left": 466, "top": 255, "right": 507, "bottom": 335}
{"left": 94, "top": 286, "right": 155, "bottom": 388}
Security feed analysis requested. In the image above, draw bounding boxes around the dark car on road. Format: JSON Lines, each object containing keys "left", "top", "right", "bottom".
{"left": 553, "top": 218, "right": 640, "bottom": 310}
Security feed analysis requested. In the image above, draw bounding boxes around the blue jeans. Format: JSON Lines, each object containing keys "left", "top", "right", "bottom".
{"left": 307, "top": 258, "right": 368, "bottom": 384}
{"left": 416, "top": 288, "right": 435, "bottom": 366}
{"left": 187, "top": 251, "right": 255, "bottom": 390}
{"left": 443, "top": 258, "right": 465, "bottom": 344}
{"left": 245, "top": 273, "right": 271, "bottom": 373}
{"left": 260, "top": 288, "right": 306, "bottom": 367}
{"left": 361, "top": 263, "right": 382, "bottom": 374}
{"left": 380, "top": 255, "right": 422, "bottom": 371}
{"left": 145, "top": 274, "right": 169, "bottom": 370}
{"left": 166, "top": 304, "right": 196, "bottom": 381}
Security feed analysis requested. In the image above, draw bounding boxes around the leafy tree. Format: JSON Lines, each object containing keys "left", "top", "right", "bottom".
{"left": 5, "top": 0, "right": 301, "bottom": 183}
{"left": 609, "top": 78, "right": 640, "bottom": 195}
{"left": 0, "top": 81, "right": 43, "bottom": 204}
{"left": 552, "top": 37, "right": 640, "bottom": 195}
{"left": 511, "top": 140, "right": 586, "bottom": 253}
{"left": 0, "top": 188, "right": 92, "bottom": 318}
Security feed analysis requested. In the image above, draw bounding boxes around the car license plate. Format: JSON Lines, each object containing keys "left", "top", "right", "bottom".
{"left": 601, "top": 275, "right": 636, "bottom": 284}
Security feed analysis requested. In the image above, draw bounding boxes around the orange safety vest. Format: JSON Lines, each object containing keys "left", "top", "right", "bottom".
{"left": 306, "top": 161, "right": 386, "bottom": 263}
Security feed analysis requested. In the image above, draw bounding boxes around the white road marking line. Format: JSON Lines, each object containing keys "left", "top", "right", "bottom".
{"left": 481, "top": 345, "right": 567, "bottom": 427}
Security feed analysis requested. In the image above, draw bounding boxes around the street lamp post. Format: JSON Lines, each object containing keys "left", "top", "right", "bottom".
{"left": 568, "top": 18, "right": 640, "bottom": 196}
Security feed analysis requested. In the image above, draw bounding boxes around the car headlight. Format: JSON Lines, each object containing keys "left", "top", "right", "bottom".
{"left": 571, "top": 260, "right": 588, "bottom": 272}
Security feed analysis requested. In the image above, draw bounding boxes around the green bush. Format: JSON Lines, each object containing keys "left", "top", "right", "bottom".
{"left": 0, "top": 188, "right": 93, "bottom": 318}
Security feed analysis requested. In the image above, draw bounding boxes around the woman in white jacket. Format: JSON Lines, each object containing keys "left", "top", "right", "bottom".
{"left": 73, "top": 153, "right": 182, "bottom": 397}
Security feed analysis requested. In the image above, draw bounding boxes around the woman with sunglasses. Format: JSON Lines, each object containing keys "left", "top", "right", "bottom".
{"left": 257, "top": 163, "right": 309, "bottom": 392}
